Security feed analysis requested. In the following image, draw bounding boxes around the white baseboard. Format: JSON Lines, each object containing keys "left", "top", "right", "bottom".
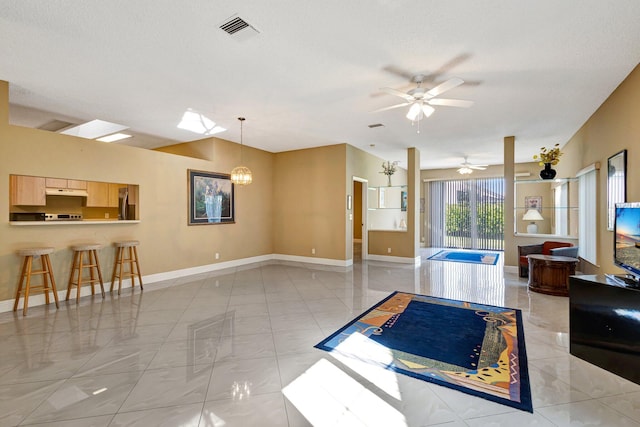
{"left": 366, "top": 254, "right": 421, "bottom": 265}
{"left": 273, "top": 254, "right": 352, "bottom": 267}
{"left": 503, "top": 265, "right": 519, "bottom": 274}
{"left": 0, "top": 253, "right": 353, "bottom": 313}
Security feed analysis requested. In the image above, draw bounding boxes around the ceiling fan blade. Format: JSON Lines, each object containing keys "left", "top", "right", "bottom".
{"left": 425, "top": 77, "right": 464, "bottom": 98}
{"left": 428, "top": 98, "right": 474, "bottom": 108}
{"left": 380, "top": 87, "right": 415, "bottom": 101}
{"left": 371, "top": 102, "right": 412, "bottom": 113}
{"left": 470, "top": 165, "right": 487, "bottom": 170}
{"left": 382, "top": 65, "right": 415, "bottom": 80}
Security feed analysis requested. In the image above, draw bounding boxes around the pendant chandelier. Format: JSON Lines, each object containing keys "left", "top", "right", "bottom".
{"left": 230, "top": 117, "right": 252, "bottom": 186}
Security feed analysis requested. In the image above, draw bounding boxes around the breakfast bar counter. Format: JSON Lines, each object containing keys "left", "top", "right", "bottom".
{"left": 10, "top": 220, "right": 140, "bottom": 226}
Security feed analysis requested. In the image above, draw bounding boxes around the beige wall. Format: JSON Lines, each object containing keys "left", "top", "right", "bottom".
{"left": 272, "top": 144, "right": 347, "bottom": 260}
{"left": 0, "top": 80, "right": 274, "bottom": 302}
{"left": 556, "top": 63, "right": 640, "bottom": 274}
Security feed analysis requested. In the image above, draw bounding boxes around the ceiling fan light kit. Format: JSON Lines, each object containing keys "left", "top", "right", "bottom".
{"left": 457, "top": 157, "right": 488, "bottom": 175}
{"left": 375, "top": 74, "right": 473, "bottom": 133}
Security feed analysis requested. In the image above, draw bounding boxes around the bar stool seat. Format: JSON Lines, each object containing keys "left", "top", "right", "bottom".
{"left": 13, "top": 247, "right": 59, "bottom": 316}
{"left": 67, "top": 243, "right": 105, "bottom": 303}
{"left": 110, "top": 240, "right": 143, "bottom": 295}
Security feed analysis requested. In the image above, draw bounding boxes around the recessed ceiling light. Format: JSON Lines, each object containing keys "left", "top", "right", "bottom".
{"left": 60, "top": 119, "right": 129, "bottom": 139}
{"left": 96, "top": 133, "right": 132, "bottom": 143}
{"left": 177, "top": 110, "right": 226, "bottom": 136}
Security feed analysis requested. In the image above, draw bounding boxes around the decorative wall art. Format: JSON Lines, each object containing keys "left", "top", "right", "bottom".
{"left": 524, "top": 196, "right": 542, "bottom": 213}
{"left": 607, "top": 149, "right": 627, "bottom": 230}
{"left": 188, "top": 169, "right": 234, "bottom": 225}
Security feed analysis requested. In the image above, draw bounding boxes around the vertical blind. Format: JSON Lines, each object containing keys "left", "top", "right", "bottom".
{"left": 428, "top": 178, "right": 505, "bottom": 251}
{"left": 578, "top": 167, "right": 598, "bottom": 265}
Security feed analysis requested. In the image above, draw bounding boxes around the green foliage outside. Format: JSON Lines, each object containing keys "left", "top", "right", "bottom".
{"left": 445, "top": 203, "right": 504, "bottom": 239}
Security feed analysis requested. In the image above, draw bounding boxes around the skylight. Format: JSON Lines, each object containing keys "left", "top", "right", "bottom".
{"left": 60, "top": 119, "right": 129, "bottom": 139}
{"left": 96, "top": 133, "right": 132, "bottom": 143}
{"left": 177, "top": 110, "right": 226, "bottom": 136}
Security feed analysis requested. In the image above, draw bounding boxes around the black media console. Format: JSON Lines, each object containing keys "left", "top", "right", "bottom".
{"left": 570, "top": 274, "right": 640, "bottom": 385}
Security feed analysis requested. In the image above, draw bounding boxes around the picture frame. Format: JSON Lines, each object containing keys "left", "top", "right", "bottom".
{"left": 607, "top": 149, "right": 627, "bottom": 230}
{"left": 401, "top": 190, "right": 408, "bottom": 212}
{"left": 524, "top": 196, "right": 542, "bottom": 212}
{"left": 188, "top": 169, "right": 234, "bottom": 225}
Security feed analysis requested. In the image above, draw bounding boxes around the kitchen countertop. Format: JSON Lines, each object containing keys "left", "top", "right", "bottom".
{"left": 9, "top": 220, "right": 140, "bottom": 226}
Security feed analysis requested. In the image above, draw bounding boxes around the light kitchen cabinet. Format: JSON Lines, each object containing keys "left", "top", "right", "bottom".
{"left": 45, "top": 178, "right": 87, "bottom": 190}
{"left": 108, "top": 183, "right": 122, "bottom": 207}
{"left": 86, "top": 181, "right": 122, "bottom": 207}
{"left": 10, "top": 175, "right": 46, "bottom": 206}
{"left": 86, "top": 181, "right": 108, "bottom": 207}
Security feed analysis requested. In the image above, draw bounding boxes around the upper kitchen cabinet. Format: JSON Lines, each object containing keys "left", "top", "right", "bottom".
{"left": 10, "top": 175, "right": 46, "bottom": 206}
{"left": 86, "top": 182, "right": 123, "bottom": 207}
{"left": 45, "top": 178, "right": 87, "bottom": 190}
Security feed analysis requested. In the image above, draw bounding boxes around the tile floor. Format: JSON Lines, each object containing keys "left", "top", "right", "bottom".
{"left": 2, "top": 248, "right": 640, "bottom": 426}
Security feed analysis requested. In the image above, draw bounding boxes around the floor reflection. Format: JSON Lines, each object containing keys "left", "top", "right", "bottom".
{"left": 1, "top": 248, "right": 639, "bottom": 426}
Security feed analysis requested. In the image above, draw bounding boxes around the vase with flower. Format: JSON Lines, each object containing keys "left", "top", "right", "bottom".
{"left": 380, "top": 161, "right": 397, "bottom": 186}
{"left": 533, "top": 144, "right": 562, "bottom": 179}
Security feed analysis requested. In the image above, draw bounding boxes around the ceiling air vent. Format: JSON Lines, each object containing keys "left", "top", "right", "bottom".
{"left": 219, "top": 15, "right": 260, "bottom": 41}
{"left": 368, "top": 123, "right": 385, "bottom": 128}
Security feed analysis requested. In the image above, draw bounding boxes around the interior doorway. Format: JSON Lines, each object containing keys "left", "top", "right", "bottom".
{"left": 353, "top": 177, "right": 368, "bottom": 260}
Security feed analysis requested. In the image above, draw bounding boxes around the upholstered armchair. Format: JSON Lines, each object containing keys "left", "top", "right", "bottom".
{"left": 517, "top": 241, "right": 575, "bottom": 277}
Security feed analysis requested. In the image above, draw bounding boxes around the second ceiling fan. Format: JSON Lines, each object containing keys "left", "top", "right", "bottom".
{"left": 374, "top": 74, "right": 473, "bottom": 130}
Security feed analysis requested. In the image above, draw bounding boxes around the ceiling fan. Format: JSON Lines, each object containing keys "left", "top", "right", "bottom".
{"left": 457, "top": 157, "right": 488, "bottom": 175}
{"left": 373, "top": 75, "right": 473, "bottom": 131}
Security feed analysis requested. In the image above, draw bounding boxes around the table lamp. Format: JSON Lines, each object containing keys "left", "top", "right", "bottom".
{"left": 523, "top": 209, "right": 544, "bottom": 233}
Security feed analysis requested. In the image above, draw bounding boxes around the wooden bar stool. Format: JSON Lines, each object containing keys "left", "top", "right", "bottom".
{"left": 110, "top": 240, "right": 143, "bottom": 295}
{"left": 13, "top": 247, "right": 59, "bottom": 316}
{"left": 67, "top": 243, "right": 105, "bottom": 303}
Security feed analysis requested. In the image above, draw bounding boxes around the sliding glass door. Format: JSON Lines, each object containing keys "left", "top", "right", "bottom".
{"left": 428, "top": 178, "right": 505, "bottom": 251}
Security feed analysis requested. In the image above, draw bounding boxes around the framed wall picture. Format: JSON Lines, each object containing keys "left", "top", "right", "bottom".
{"left": 524, "top": 196, "right": 542, "bottom": 212}
{"left": 401, "top": 190, "right": 408, "bottom": 212}
{"left": 188, "top": 169, "right": 234, "bottom": 225}
{"left": 607, "top": 149, "right": 627, "bottom": 230}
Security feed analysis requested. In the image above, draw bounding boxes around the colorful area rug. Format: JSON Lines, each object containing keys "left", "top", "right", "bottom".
{"left": 427, "top": 249, "right": 500, "bottom": 265}
{"left": 314, "top": 291, "right": 532, "bottom": 413}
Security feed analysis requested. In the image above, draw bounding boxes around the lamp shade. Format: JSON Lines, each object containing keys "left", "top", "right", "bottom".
{"left": 522, "top": 209, "right": 544, "bottom": 221}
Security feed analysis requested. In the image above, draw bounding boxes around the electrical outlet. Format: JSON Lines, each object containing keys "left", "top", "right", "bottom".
{"left": 104, "top": 213, "right": 109, "bottom": 219}
{"left": 311, "top": 248, "right": 316, "bottom": 255}
{"left": 387, "top": 247, "right": 391, "bottom": 253}
{"left": 215, "top": 253, "right": 220, "bottom": 260}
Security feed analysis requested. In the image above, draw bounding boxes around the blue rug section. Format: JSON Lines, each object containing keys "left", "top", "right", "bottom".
{"left": 427, "top": 249, "right": 500, "bottom": 265}
{"left": 368, "top": 299, "right": 487, "bottom": 369}
{"left": 315, "top": 291, "right": 532, "bottom": 413}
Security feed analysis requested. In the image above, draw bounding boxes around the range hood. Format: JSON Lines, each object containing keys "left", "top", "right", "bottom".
{"left": 45, "top": 188, "right": 88, "bottom": 197}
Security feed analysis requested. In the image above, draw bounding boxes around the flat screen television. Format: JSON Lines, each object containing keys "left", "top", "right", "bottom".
{"left": 613, "top": 202, "right": 640, "bottom": 286}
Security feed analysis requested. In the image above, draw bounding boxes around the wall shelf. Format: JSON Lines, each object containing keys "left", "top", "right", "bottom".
{"left": 514, "top": 177, "right": 578, "bottom": 237}
{"left": 368, "top": 185, "right": 407, "bottom": 231}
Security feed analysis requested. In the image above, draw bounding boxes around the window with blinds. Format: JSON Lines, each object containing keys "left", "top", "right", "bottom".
{"left": 428, "top": 178, "right": 505, "bottom": 251}
{"left": 578, "top": 166, "right": 598, "bottom": 265}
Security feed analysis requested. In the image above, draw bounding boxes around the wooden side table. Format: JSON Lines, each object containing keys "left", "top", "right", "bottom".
{"left": 527, "top": 254, "right": 579, "bottom": 296}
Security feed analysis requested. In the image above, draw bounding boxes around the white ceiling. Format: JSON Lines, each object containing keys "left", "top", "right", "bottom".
{"left": 1, "top": 1, "right": 639, "bottom": 170}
